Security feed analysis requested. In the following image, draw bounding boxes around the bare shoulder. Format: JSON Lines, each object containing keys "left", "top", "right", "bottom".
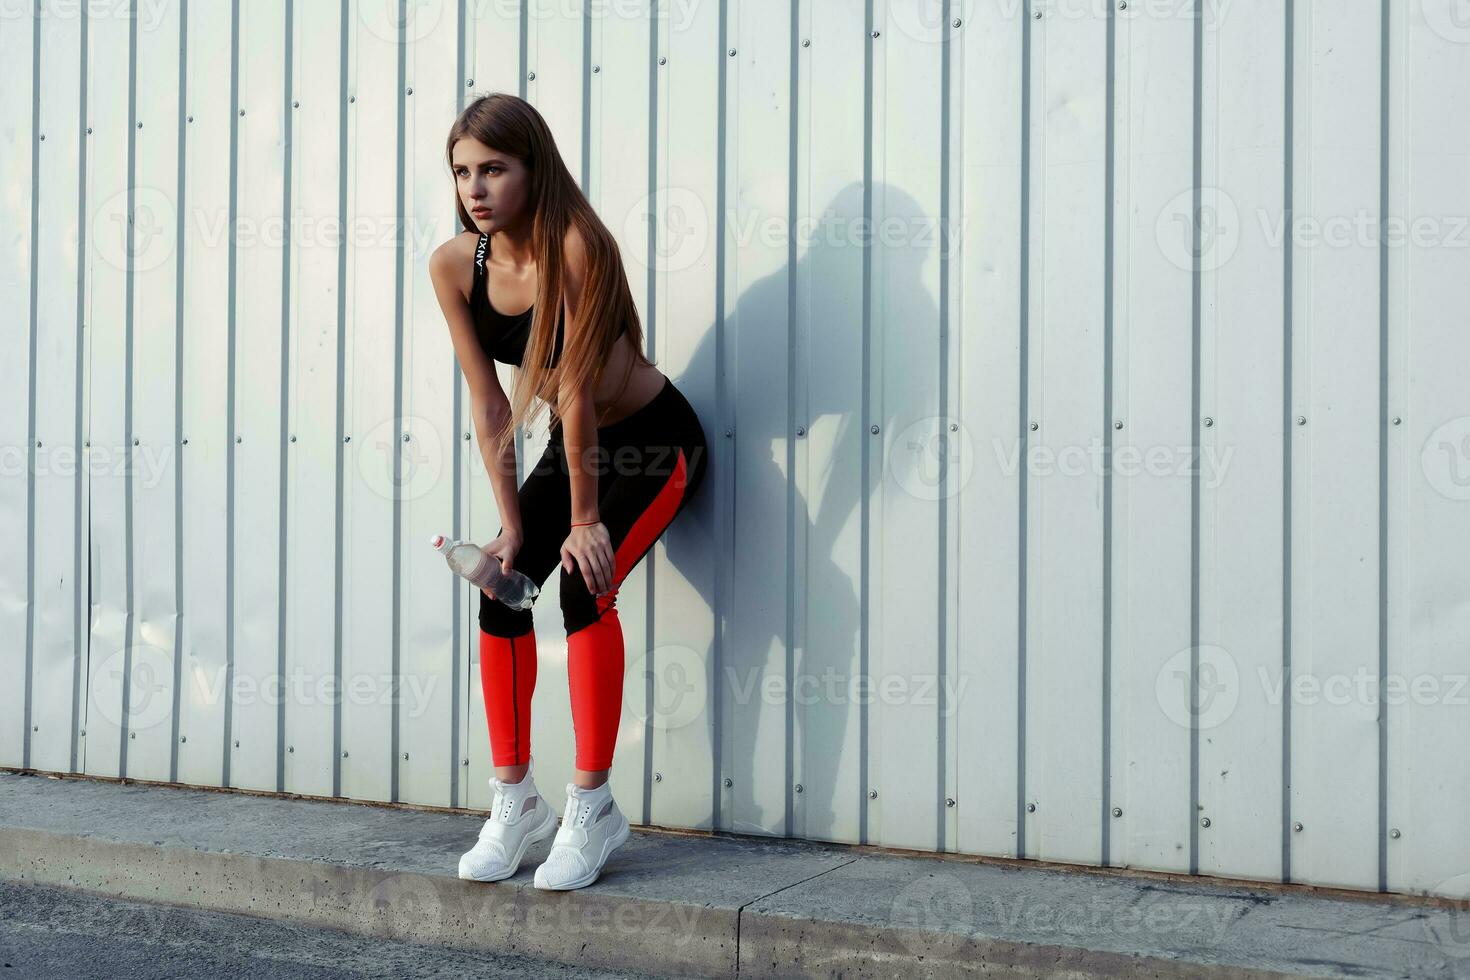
{"left": 429, "top": 229, "right": 481, "bottom": 300}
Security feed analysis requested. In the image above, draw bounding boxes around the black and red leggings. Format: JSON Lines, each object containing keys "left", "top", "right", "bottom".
{"left": 477, "top": 375, "right": 708, "bottom": 771}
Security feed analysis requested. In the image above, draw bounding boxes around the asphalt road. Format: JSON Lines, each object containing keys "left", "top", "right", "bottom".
{"left": 0, "top": 880, "right": 687, "bottom": 979}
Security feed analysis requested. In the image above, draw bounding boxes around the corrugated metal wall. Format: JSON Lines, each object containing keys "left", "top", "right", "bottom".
{"left": 4, "top": 0, "right": 1469, "bottom": 902}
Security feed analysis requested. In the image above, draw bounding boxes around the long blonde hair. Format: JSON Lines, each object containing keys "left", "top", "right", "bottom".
{"left": 445, "top": 93, "right": 653, "bottom": 460}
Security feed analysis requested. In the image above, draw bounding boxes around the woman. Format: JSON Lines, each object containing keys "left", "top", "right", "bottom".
{"left": 429, "top": 93, "right": 708, "bottom": 890}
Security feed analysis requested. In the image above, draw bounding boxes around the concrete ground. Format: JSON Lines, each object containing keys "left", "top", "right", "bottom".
{"left": 1, "top": 770, "right": 1466, "bottom": 978}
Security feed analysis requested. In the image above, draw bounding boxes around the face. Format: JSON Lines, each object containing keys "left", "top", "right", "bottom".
{"left": 452, "top": 136, "right": 530, "bottom": 232}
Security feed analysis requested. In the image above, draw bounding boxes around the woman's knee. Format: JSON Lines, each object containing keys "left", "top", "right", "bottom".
{"left": 559, "top": 565, "right": 609, "bottom": 635}
{"left": 479, "top": 591, "right": 535, "bottom": 637}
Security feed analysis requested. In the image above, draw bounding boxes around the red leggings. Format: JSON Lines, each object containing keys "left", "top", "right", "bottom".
{"left": 477, "top": 377, "right": 707, "bottom": 771}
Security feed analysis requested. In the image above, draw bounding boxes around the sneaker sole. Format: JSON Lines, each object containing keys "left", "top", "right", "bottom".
{"left": 458, "top": 802, "right": 559, "bottom": 883}
{"left": 533, "top": 811, "right": 631, "bottom": 891}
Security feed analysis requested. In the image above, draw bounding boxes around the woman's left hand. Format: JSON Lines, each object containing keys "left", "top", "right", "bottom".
{"left": 562, "top": 521, "right": 615, "bottom": 597}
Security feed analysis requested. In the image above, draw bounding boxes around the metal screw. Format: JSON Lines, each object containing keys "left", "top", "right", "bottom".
{"left": 402, "top": 752, "right": 409, "bottom": 760}
{"left": 592, "top": 65, "right": 599, "bottom": 73}
{"left": 795, "top": 783, "right": 803, "bottom": 793}
{"left": 724, "top": 428, "right": 733, "bottom": 438}
{"left": 349, "top": 96, "right": 355, "bottom": 104}
{"left": 1201, "top": 816, "right": 1211, "bottom": 828}
{"left": 236, "top": 435, "right": 242, "bottom": 444}
{"left": 290, "top": 434, "right": 296, "bottom": 443}
{"left": 1035, "top": 10, "right": 1043, "bottom": 18}
{"left": 234, "top": 739, "right": 240, "bottom": 747}
{"left": 129, "top": 731, "right": 135, "bottom": 739}
{"left": 1296, "top": 416, "right": 1307, "bottom": 427}
{"left": 1112, "top": 807, "right": 1123, "bottom": 818}
{"left": 403, "top": 433, "right": 410, "bottom": 442}
{"left": 405, "top": 87, "right": 413, "bottom": 95}
{"left": 1120, "top": 0, "right": 1127, "bottom": 8}
{"left": 288, "top": 746, "right": 294, "bottom": 753}
{"left": 1029, "top": 421, "right": 1039, "bottom": 431}
{"left": 80, "top": 729, "right": 86, "bottom": 737}
{"left": 802, "top": 38, "right": 810, "bottom": 47}
{"left": 654, "top": 771, "right": 663, "bottom": 782}
{"left": 182, "top": 437, "right": 188, "bottom": 445}
{"left": 1293, "top": 821, "right": 1304, "bottom": 832}
{"left": 239, "top": 109, "right": 245, "bottom": 116}
{"left": 39, "top": 133, "right": 45, "bottom": 140}
{"left": 723, "top": 777, "right": 733, "bottom": 788}
{"left": 344, "top": 435, "right": 351, "bottom": 443}
{"left": 138, "top": 121, "right": 143, "bottom": 128}
{"left": 728, "top": 48, "right": 736, "bottom": 57}
{"left": 658, "top": 56, "right": 666, "bottom": 65}
{"left": 343, "top": 750, "right": 349, "bottom": 758}
{"left": 796, "top": 425, "right": 805, "bottom": 436}
{"left": 86, "top": 127, "right": 92, "bottom": 134}
{"left": 1389, "top": 828, "right": 1401, "bottom": 839}
{"left": 462, "top": 757, "right": 469, "bottom": 766}
{"left": 527, "top": 71, "right": 535, "bottom": 80}
{"left": 464, "top": 432, "right": 471, "bottom": 440}
{"left": 1026, "top": 802, "right": 1037, "bottom": 813}
{"left": 869, "top": 789, "right": 878, "bottom": 800}
{"left": 870, "top": 424, "right": 880, "bottom": 434}
{"left": 293, "top": 100, "right": 299, "bottom": 108}
{"left": 953, "top": 18, "right": 962, "bottom": 27}
{"left": 133, "top": 437, "right": 139, "bottom": 446}
{"left": 467, "top": 78, "right": 474, "bottom": 87}
{"left": 180, "top": 735, "right": 187, "bottom": 743}
{"left": 949, "top": 422, "right": 958, "bottom": 431}
{"left": 871, "top": 29, "right": 880, "bottom": 38}
{"left": 946, "top": 797, "right": 956, "bottom": 808}
{"left": 1204, "top": 417, "right": 1215, "bottom": 428}
{"left": 1392, "top": 416, "right": 1402, "bottom": 426}
{"left": 84, "top": 441, "right": 90, "bottom": 448}
{"left": 1114, "top": 420, "right": 1124, "bottom": 430}
{"left": 187, "top": 116, "right": 193, "bottom": 122}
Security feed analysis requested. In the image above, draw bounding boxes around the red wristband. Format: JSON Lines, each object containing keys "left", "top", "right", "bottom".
{"left": 571, "top": 519, "right": 600, "bottom": 527}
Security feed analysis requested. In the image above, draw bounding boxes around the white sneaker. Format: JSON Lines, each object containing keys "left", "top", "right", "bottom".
{"left": 532, "top": 780, "right": 631, "bottom": 891}
{"left": 457, "top": 756, "right": 558, "bottom": 882}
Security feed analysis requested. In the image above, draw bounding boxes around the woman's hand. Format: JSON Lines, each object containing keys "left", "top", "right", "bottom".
{"left": 481, "top": 527, "right": 524, "bottom": 600}
{"left": 561, "top": 522, "right": 615, "bottom": 597}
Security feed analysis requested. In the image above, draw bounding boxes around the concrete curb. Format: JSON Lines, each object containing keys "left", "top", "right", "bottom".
{"left": 2, "top": 771, "right": 1464, "bottom": 978}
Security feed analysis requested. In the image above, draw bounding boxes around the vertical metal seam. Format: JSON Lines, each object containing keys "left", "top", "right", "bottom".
{"left": 580, "top": 0, "right": 590, "bottom": 192}
{"left": 1016, "top": 0, "right": 1032, "bottom": 860}
{"left": 170, "top": 0, "right": 189, "bottom": 784}
{"left": 1376, "top": 0, "right": 1391, "bottom": 895}
{"left": 332, "top": 0, "right": 350, "bottom": 799}
{"left": 1280, "top": 0, "right": 1295, "bottom": 885}
{"left": 276, "top": 0, "right": 296, "bottom": 795}
{"left": 120, "top": 0, "right": 141, "bottom": 778}
{"left": 711, "top": 0, "right": 728, "bottom": 834}
{"left": 222, "top": 0, "right": 241, "bottom": 787}
{"left": 1189, "top": 0, "right": 1204, "bottom": 878}
{"left": 859, "top": 0, "right": 873, "bottom": 846}
{"left": 784, "top": 0, "right": 798, "bottom": 838}
{"left": 1100, "top": 0, "right": 1116, "bottom": 868}
{"left": 390, "top": 0, "right": 408, "bottom": 804}
{"left": 24, "top": 0, "right": 43, "bottom": 772}
{"left": 936, "top": 0, "right": 952, "bottom": 851}
{"left": 73, "top": 0, "right": 92, "bottom": 776}
{"left": 646, "top": 0, "right": 662, "bottom": 810}
{"left": 451, "top": 0, "right": 467, "bottom": 812}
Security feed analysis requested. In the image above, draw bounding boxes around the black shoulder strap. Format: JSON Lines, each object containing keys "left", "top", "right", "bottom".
{"left": 473, "top": 232, "right": 488, "bottom": 276}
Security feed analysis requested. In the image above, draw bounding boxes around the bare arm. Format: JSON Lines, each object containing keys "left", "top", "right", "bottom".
{"left": 429, "top": 237, "right": 523, "bottom": 537}
{"left": 556, "top": 225, "right": 599, "bottom": 526}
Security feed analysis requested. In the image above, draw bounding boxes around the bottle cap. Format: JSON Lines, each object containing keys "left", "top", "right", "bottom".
{"left": 429, "top": 534, "right": 447, "bottom": 551}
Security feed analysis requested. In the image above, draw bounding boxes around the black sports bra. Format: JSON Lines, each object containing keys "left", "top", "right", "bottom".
{"left": 470, "top": 231, "right": 565, "bottom": 368}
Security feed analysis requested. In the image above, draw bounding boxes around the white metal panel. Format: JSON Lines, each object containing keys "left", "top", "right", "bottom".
{"left": 722, "top": 0, "right": 792, "bottom": 840}
{"left": 1197, "top": 0, "right": 1288, "bottom": 884}
{"left": 1108, "top": 1, "right": 1194, "bottom": 874}
{"left": 339, "top": 0, "right": 400, "bottom": 803}
{"left": 176, "top": 0, "right": 233, "bottom": 789}
{"left": 123, "top": 0, "right": 185, "bottom": 784}
{"left": 1388, "top": 0, "right": 1470, "bottom": 899}
{"left": 956, "top": 0, "right": 1025, "bottom": 860}
{"left": 1024, "top": 2, "right": 1108, "bottom": 866}
{"left": 0, "top": 3, "right": 36, "bottom": 769}
{"left": 80, "top": 0, "right": 130, "bottom": 782}
{"left": 229, "top": 0, "right": 288, "bottom": 793}
{"left": 648, "top": 0, "right": 723, "bottom": 835}
{"left": 281, "top": 0, "right": 347, "bottom": 800}
{"left": 30, "top": 2, "right": 86, "bottom": 776}
{"left": 872, "top": 0, "right": 947, "bottom": 854}
{"left": 787, "top": 0, "right": 867, "bottom": 848}
{"left": 1288, "top": 0, "right": 1381, "bottom": 891}
{"left": 397, "top": 1, "right": 462, "bottom": 808}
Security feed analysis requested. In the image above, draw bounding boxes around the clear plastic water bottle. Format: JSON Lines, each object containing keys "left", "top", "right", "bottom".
{"left": 429, "top": 534, "right": 539, "bottom": 610}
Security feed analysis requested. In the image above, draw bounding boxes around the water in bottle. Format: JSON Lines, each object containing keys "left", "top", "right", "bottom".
{"left": 430, "top": 534, "right": 540, "bottom": 610}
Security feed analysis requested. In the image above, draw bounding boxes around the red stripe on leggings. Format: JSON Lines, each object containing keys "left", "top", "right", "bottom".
{"left": 594, "top": 447, "right": 688, "bottom": 617}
